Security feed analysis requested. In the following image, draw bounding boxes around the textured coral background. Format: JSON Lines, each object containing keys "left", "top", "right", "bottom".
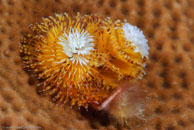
{"left": 0, "top": 0, "right": 194, "bottom": 130}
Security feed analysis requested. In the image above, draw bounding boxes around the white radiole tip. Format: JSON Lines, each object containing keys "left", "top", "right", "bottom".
{"left": 123, "top": 23, "right": 149, "bottom": 58}
{"left": 57, "top": 28, "right": 94, "bottom": 65}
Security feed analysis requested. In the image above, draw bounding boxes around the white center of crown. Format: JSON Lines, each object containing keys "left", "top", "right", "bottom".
{"left": 123, "top": 23, "right": 149, "bottom": 58}
{"left": 58, "top": 28, "right": 94, "bottom": 65}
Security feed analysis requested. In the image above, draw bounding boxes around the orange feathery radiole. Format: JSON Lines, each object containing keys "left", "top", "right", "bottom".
{"left": 20, "top": 13, "right": 149, "bottom": 108}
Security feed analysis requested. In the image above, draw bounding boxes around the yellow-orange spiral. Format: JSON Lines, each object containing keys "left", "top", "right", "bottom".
{"left": 20, "top": 13, "right": 149, "bottom": 108}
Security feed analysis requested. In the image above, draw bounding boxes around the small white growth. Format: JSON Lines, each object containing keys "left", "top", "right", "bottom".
{"left": 123, "top": 23, "right": 149, "bottom": 58}
{"left": 58, "top": 28, "right": 94, "bottom": 65}
{"left": 70, "top": 55, "right": 89, "bottom": 66}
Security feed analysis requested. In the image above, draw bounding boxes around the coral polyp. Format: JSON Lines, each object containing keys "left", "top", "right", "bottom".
{"left": 20, "top": 13, "right": 149, "bottom": 108}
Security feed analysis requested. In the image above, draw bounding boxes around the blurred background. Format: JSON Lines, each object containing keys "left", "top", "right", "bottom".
{"left": 0, "top": 0, "right": 194, "bottom": 129}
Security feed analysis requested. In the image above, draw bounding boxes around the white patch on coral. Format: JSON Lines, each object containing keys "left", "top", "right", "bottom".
{"left": 58, "top": 28, "right": 94, "bottom": 65}
{"left": 123, "top": 23, "right": 149, "bottom": 58}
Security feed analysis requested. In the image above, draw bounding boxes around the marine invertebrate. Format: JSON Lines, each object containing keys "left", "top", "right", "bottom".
{"left": 20, "top": 13, "right": 149, "bottom": 108}
{"left": 105, "top": 82, "right": 153, "bottom": 128}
